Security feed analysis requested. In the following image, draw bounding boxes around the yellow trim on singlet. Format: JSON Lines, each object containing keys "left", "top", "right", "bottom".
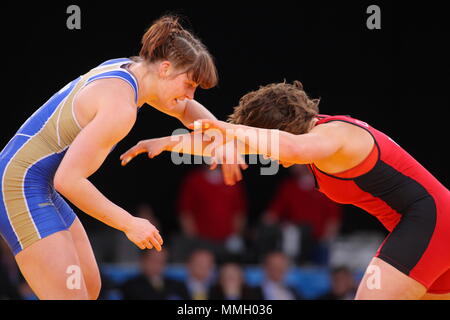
{"left": 2, "top": 62, "right": 126, "bottom": 250}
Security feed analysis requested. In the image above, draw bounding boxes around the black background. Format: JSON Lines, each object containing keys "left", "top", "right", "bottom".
{"left": 3, "top": 2, "right": 449, "bottom": 237}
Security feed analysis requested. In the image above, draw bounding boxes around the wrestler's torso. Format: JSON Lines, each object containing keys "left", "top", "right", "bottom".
{"left": 308, "top": 115, "right": 450, "bottom": 231}
{"left": 0, "top": 58, "right": 139, "bottom": 183}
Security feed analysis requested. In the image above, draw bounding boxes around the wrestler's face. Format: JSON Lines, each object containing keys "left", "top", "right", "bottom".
{"left": 157, "top": 61, "right": 198, "bottom": 109}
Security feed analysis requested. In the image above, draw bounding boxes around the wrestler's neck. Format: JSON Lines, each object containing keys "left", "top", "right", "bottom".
{"left": 128, "top": 61, "right": 159, "bottom": 107}
{"left": 307, "top": 118, "right": 319, "bottom": 132}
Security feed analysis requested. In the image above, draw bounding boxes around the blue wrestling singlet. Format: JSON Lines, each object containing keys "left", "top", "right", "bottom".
{"left": 0, "top": 58, "right": 139, "bottom": 255}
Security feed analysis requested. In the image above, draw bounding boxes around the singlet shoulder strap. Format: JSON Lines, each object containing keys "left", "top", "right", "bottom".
{"left": 85, "top": 58, "right": 139, "bottom": 104}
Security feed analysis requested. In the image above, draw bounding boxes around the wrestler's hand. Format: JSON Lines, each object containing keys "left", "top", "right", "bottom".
{"left": 209, "top": 140, "right": 248, "bottom": 186}
{"left": 120, "top": 138, "right": 169, "bottom": 166}
{"left": 123, "top": 216, "right": 163, "bottom": 251}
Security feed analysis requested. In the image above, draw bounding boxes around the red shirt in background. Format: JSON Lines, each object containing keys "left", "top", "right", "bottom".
{"left": 267, "top": 171, "right": 342, "bottom": 241}
{"left": 177, "top": 168, "right": 247, "bottom": 242}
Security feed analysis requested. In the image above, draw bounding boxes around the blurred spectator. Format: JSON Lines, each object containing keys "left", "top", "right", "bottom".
{"left": 171, "top": 166, "right": 247, "bottom": 263}
{"left": 258, "top": 165, "right": 342, "bottom": 265}
{"left": 185, "top": 249, "right": 216, "bottom": 300}
{"left": 208, "top": 262, "right": 263, "bottom": 300}
{"left": 120, "top": 248, "right": 189, "bottom": 300}
{"left": 0, "top": 261, "right": 21, "bottom": 300}
{"left": 98, "top": 271, "right": 122, "bottom": 300}
{"left": 317, "top": 266, "right": 357, "bottom": 300}
{"left": 17, "top": 274, "right": 37, "bottom": 300}
{"left": 0, "top": 238, "right": 21, "bottom": 299}
{"left": 261, "top": 252, "right": 303, "bottom": 300}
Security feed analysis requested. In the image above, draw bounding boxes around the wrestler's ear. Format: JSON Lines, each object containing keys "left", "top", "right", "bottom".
{"left": 158, "top": 61, "right": 172, "bottom": 79}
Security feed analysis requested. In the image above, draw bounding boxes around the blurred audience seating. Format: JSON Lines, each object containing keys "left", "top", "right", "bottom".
{"left": 100, "top": 262, "right": 363, "bottom": 299}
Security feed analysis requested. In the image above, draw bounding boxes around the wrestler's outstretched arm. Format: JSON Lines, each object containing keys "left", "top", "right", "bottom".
{"left": 187, "top": 119, "right": 344, "bottom": 165}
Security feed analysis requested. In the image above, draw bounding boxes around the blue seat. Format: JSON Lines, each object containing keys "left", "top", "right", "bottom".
{"left": 100, "top": 264, "right": 139, "bottom": 285}
{"left": 243, "top": 266, "right": 331, "bottom": 299}
{"left": 287, "top": 268, "right": 331, "bottom": 299}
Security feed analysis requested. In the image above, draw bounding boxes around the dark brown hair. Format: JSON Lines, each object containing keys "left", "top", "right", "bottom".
{"left": 228, "top": 81, "right": 320, "bottom": 134}
{"left": 138, "top": 15, "right": 218, "bottom": 89}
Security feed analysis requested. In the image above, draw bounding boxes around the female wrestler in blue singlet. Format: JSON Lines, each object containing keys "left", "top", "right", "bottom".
{"left": 0, "top": 15, "right": 244, "bottom": 299}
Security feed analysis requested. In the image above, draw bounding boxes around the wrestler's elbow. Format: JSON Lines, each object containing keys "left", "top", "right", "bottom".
{"left": 53, "top": 170, "right": 79, "bottom": 195}
{"left": 53, "top": 171, "right": 67, "bottom": 194}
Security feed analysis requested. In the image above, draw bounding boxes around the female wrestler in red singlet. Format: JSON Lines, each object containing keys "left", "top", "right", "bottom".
{"left": 122, "top": 81, "right": 450, "bottom": 299}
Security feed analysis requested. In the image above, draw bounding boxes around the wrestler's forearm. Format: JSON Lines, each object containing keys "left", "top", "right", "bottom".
{"left": 163, "top": 132, "right": 215, "bottom": 157}
{"left": 224, "top": 124, "right": 302, "bottom": 162}
{"left": 56, "top": 179, "right": 133, "bottom": 232}
{"left": 178, "top": 99, "right": 217, "bottom": 127}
